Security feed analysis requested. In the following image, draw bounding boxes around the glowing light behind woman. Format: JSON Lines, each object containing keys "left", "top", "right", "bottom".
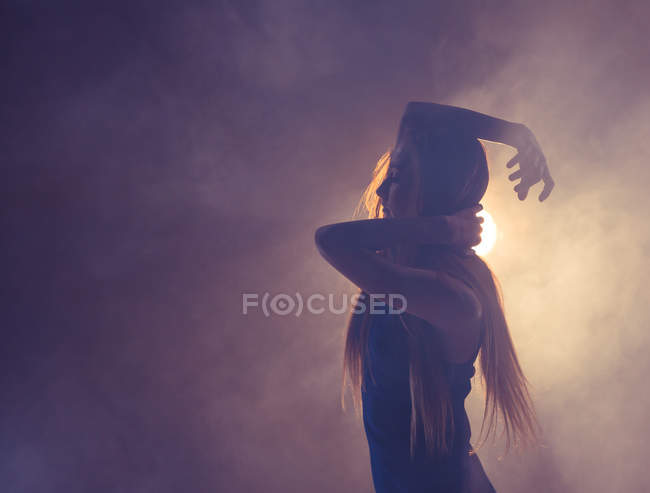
{"left": 473, "top": 209, "right": 497, "bottom": 256}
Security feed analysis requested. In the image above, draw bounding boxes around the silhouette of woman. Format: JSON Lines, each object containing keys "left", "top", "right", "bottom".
{"left": 315, "top": 102, "right": 554, "bottom": 492}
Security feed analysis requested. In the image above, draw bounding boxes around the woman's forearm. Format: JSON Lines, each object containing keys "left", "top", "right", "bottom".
{"left": 401, "top": 102, "right": 529, "bottom": 149}
{"left": 314, "top": 216, "right": 448, "bottom": 253}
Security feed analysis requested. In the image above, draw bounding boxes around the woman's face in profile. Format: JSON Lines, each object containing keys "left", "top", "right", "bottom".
{"left": 376, "top": 142, "right": 420, "bottom": 218}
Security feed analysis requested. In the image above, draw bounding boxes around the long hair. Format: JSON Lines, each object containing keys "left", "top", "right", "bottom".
{"left": 342, "top": 127, "right": 540, "bottom": 459}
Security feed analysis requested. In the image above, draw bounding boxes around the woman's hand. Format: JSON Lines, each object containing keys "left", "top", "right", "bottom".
{"left": 444, "top": 205, "right": 484, "bottom": 247}
{"left": 508, "top": 125, "right": 555, "bottom": 202}
{"left": 417, "top": 206, "right": 484, "bottom": 247}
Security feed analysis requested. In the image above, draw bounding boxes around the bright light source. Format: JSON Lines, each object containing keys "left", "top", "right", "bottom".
{"left": 473, "top": 209, "right": 497, "bottom": 256}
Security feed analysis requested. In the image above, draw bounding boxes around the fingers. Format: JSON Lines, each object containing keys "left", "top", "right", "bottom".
{"left": 446, "top": 206, "right": 485, "bottom": 247}
{"left": 538, "top": 175, "right": 555, "bottom": 202}
{"left": 507, "top": 131, "right": 553, "bottom": 202}
{"left": 515, "top": 173, "right": 555, "bottom": 202}
{"left": 470, "top": 212, "right": 483, "bottom": 245}
{"left": 511, "top": 158, "right": 544, "bottom": 200}
{"left": 470, "top": 224, "right": 483, "bottom": 246}
{"left": 514, "top": 181, "right": 530, "bottom": 201}
{"left": 508, "top": 169, "right": 522, "bottom": 181}
{"left": 506, "top": 153, "right": 520, "bottom": 169}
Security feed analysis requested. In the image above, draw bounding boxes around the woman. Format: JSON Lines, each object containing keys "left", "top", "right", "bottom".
{"left": 314, "top": 102, "right": 554, "bottom": 492}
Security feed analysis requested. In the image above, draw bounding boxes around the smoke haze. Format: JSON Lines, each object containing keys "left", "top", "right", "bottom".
{"left": 2, "top": 1, "right": 649, "bottom": 491}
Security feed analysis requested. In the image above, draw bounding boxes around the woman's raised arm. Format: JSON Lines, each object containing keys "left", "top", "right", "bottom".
{"left": 400, "top": 102, "right": 555, "bottom": 201}
{"left": 399, "top": 101, "right": 527, "bottom": 147}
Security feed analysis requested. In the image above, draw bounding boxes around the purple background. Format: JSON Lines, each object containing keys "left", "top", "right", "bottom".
{"left": 3, "top": 1, "right": 650, "bottom": 491}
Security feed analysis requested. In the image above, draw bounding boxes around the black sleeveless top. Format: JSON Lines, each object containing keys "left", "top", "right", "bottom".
{"left": 361, "top": 311, "right": 486, "bottom": 493}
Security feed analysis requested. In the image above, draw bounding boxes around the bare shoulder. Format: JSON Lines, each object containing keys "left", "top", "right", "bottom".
{"left": 393, "top": 263, "right": 479, "bottom": 321}
{"left": 398, "top": 260, "right": 484, "bottom": 363}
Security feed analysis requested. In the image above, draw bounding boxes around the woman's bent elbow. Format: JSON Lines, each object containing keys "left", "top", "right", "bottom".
{"left": 314, "top": 226, "right": 337, "bottom": 258}
{"left": 314, "top": 226, "right": 329, "bottom": 249}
